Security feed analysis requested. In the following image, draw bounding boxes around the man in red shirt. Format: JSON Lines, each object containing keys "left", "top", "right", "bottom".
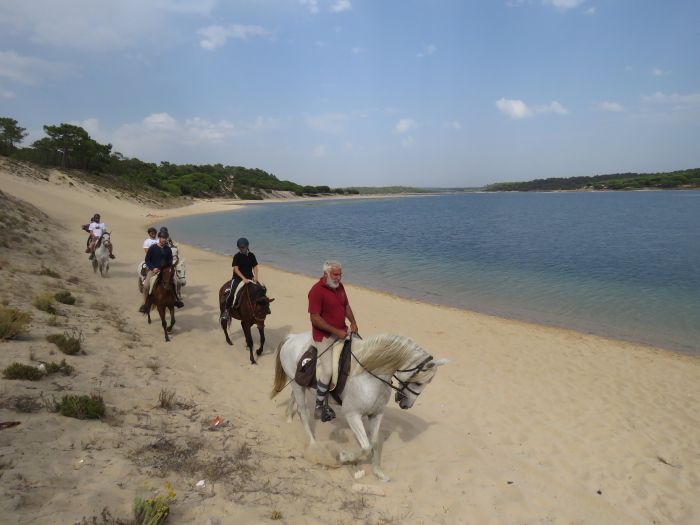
{"left": 308, "top": 260, "right": 358, "bottom": 421}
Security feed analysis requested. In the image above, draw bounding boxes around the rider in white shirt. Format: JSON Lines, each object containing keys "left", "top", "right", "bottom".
{"left": 85, "top": 213, "right": 115, "bottom": 260}
{"left": 143, "top": 227, "right": 158, "bottom": 253}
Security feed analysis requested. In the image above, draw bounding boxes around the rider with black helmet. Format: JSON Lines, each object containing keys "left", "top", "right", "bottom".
{"left": 221, "top": 237, "right": 259, "bottom": 320}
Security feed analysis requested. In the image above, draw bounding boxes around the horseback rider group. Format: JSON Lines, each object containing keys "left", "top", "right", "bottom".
{"left": 82, "top": 213, "right": 115, "bottom": 260}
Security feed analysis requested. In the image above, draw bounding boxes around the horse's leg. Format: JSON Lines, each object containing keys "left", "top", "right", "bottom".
{"left": 255, "top": 322, "right": 265, "bottom": 356}
{"left": 366, "top": 412, "right": 390, "bottom": 482}
{"left": 220, "top": 304, "right": 233, "bottom": 345}
{"left": 92, "top": 258, "right": 97, "bottom": 273}
{"left": 159, "top": 304, "right": 169, "bottom": 342}
{"left": 339, "top": 411, "right": 372, "bottom": 464}
{"left": 286, "top": 390, "right": 297, "bottom": 423}
{"left": 167, "top": 305, "right": 175, "bottom": 332}
{"left": 242, "top": 321, "right": 255, "bottom": 364}
{"left": 292, "top": 383, "right": 318, "bottom": 447}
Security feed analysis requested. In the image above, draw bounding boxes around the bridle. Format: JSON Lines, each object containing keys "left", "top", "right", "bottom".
{"left": 350, "top": 345, "right": 433, "bottom": 400}
{"left": 244, "top": 284, "right": 269, "bottom": 323}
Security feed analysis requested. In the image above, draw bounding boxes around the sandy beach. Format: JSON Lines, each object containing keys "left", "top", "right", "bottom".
{"left": 1, "top": 159, "right": 699, "bottom": 524}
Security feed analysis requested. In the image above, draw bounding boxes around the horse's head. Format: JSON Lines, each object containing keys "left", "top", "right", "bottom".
{"left": 254, "top": 296, "right": 275, "bottom": 320}
{"left": 175, "top": 260, "right": 186, "bottom": 285}
{"left": 100, "top": 232, "right": 112, "bottom": 249}
{"left": 393, "top": 356, "right": 448, "bottom": 410}
{"left": 171, "top": 245, "right": 179, "bottom": 266}
{"left": 160, "top": 265, "right": 175, "bottom": 290}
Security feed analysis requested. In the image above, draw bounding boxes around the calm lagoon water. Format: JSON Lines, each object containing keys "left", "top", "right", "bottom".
{"left": 169, "top": 191, "right": 700, "bottom": 355}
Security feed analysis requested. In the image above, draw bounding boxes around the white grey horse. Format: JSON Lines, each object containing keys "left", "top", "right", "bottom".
{"left": 91, "top": 232, "right": 112, "bottom": 277}
{"left": 271, "top": 332, "right": 447, "bottom": 481}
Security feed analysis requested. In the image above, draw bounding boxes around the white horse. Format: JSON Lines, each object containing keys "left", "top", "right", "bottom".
{"left": 171, "top": 245, "right": 186, "bottom": 297}
{"left": 92, "top": 232, "right": 112, "bottom": 277}
{"left": 271, "top": 332, "right": 447, "bottom": 481}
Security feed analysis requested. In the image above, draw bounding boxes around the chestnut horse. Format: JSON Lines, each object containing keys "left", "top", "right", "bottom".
{"left": 144, "top": 265, "right": 176, "bottom": 342}
{"left": 218, "top": 281, "right": 274, "bottom": 364}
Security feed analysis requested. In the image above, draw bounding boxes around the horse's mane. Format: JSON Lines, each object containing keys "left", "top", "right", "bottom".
{"left": 351, "top": 334, "right": 430, "bottom": 376}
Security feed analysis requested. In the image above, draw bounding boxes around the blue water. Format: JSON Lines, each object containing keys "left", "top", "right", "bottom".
{"left": 169, "top": 192, "right": 700, "bottom": 355}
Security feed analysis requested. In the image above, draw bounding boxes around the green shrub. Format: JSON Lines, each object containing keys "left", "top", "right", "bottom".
{"left": 0, "top": 305, "right": 32, "bottom": 340}
{"left": 33, "top": 293, "right": 56, "bottom": 314}
{"left": 54, "top": 290, "right": 76, "bottom": 305}
{"left": 45, "top": 359, "right": 74, "bottom": 376}
{"left": 133, "top": 482, "right": 176, "bottom": 525}
{"left": 3, "top": 363, "right": 43, "bottom": 381}
{"left": 46, "top": 329, "right": 82, "bottom": 355}
{"left": 59, "top": 393, "right": 105, "bottom": 419}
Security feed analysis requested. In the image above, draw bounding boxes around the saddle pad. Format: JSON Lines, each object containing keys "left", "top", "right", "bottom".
{"left": 148, "top": 274, "right": 159, "bottom": 295}
{"left": 294, "top": 340, "right": 352, "bottom": 404}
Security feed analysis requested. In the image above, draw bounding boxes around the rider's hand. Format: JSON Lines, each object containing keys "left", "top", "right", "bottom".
{"left": 154, "top": 268, "right": 160, "bottom": 274}
{"left": 337, "top": 328, "right": 349, "bottom": 340}
{"left": 350, "top": 322, "right": 358, "bottom": 334}
{"left": 243, "top": 278, "right": 249, "bottom": 284}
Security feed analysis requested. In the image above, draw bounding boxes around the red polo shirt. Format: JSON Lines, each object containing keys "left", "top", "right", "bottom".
{"left": 308, "top": 278, "right": 349, "bottom": 342}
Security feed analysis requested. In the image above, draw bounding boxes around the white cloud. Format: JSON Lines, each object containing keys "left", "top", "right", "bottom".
{"left": 300, "top": 0, "right": 319, "bottom": 14}
{"left": 394, "top": 118, "right": 417, "bottom": 134}
{"left": 305, "top": 112, "right": 348, "bottom": 134}
{"left": 417, "top": 44, "right": 437, "bottom": 59}
{"left": 651, "top": 67, "right": 669, "bottom": 77}
{"left": 330, "top": 0, "right": 352, "bottom": 12}
{"left": 311, "top": 145, "right": 326, "bottom": 158}
{"left": 544, "top": 0, "right": 586, "bottom": 10}
{"left": 0, "top": 51, "right": 74, "bottom": 85}
{"left": 198, "top": 24, "right": 270, "bottom": 50}
{"left": 0, "top": 0, "right": 215, "bottom": 52}
{"left": 252, "top": 116, "right": 283, "bottom": 131}
{"left": 496, "top": 98, "right": 568, "bottom": 119}
{"left": 641, "top": 91, "right": 700, "bottom": 111}
{"left": 597, "top": 101, "right": 624, "bottom": 112}
{"left": 443, "top": 120, "right": 463, "bottom": 130}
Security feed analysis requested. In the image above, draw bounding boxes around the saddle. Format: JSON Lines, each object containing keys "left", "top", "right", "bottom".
{"left": 294, "top": 338, "right": 352, "bottom": 404}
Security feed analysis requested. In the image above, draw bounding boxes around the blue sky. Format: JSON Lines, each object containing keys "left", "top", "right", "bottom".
{"left": 1, "top": 0, "right": 698, "bottom": 187}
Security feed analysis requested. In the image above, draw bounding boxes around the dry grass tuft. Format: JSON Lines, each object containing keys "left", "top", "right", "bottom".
{"left": 0, "top": 395, "right": 43, "bottom": 413}
{"left": 158, "top": 389, "right": 176, "bottom": 410}
{"left": 0, "top": 305, "right": 32, "bottom": 340}
{"left": 33, "top": 293, "right": 57, "bottom": 314}
{"left": 46, "top": 329, "right": 82, "bottom": 355}
{"left": 59, "top": 392, "right": 105, "bottom": 419}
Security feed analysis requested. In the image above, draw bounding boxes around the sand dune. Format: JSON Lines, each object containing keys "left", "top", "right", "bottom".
{"left": 1, "top": 159, "right": 699, "bottom": 524}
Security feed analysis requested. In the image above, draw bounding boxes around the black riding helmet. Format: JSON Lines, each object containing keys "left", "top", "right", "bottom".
{"left": 236, "top": 237, "right": 249, "bottom": 248}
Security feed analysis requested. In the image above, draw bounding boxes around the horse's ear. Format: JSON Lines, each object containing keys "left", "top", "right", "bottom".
{"left": 427, "top": 358, "right": 449, "bottom": 368}
{"left": 268, "top": 298, "right": 275, "bottom": 302}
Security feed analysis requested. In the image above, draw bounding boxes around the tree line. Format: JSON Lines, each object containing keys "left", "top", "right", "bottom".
{"left": 484, "top": 169, "right": 700, "bottom": 192}
{"left": 0, "top": 117, "right": 359, "bottom": 199}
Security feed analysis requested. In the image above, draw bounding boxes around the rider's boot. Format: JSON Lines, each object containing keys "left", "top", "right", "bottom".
{"left": 314, "top": 383, "right": 336, "bottom": 422}
{"left": 88, "top": 252, "right": 95, "bottom": 260}
{"left": 108, "top": 247, "right": 115, "bottom": 259}
{"left": 175, "top": 297, "right": 184, "bottom": 308}
{"left": 138, "top": 304, "right": 148, "bottom": 313}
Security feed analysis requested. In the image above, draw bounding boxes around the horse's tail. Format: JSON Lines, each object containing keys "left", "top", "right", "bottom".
{"left": 270, "top": 336, "right": 290, "bottom": 399}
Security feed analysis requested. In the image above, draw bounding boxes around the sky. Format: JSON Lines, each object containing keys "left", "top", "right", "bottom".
{"left": 1, "top": 0, "right": 699, "bottom": 187}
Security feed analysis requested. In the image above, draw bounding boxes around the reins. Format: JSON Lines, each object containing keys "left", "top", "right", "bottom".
{"left": 350, "top": 350, "right": 433, "bottom": 397}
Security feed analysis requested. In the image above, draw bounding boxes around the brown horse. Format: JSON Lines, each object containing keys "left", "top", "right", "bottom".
{"left": 144, "top": 265, "right": 176, "bottom": 342}
{"left": 218, "top": 281, "right": 274, "bottom": 364}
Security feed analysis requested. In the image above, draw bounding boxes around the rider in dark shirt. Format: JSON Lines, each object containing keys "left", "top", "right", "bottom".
{"left": 221, "top": 237, "right": 259, "bottom": 320}
{"left": 139, "top": 231, "right": 184, "bottom": 312}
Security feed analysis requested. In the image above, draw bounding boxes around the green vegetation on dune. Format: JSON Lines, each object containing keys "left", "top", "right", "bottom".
{"left": 485, "top": 169, "right": 700, "bottom": 192}
{"left": 0, "top": 117, "right": 355, "bottom": 199}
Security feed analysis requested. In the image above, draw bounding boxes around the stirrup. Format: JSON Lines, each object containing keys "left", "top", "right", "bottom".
{"left": 314, "top": 404, "right": 336, "bottom": 422}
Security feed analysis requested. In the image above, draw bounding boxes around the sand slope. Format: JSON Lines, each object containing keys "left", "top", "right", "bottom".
{"left": 1, "top": 159, "right": 699, "bottom": 524}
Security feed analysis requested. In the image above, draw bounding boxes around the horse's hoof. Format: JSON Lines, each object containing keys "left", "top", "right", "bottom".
{"left": 256, "top": 348, "right": 263, "bottom": 356}
{"left": 338, "top": 451, "right": 354, "bottom": 464}
{"left": 250, "top": 360, "right": 257, "bottom": 365}
{"left": 373, "top": 468, "right": 391, "bottom": 482}
{"left": 225, "top": 339, "right": 232, "bottom": 346}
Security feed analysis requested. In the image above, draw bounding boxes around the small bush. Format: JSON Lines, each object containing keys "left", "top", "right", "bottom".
{"left": 59, "top": 393, "right": 105, "bottom": 419}
{"left": 33, "top": 293, "right": 56, "bottom": 314}
{"left": 3, "top": 362, "right": 43, "bottom": 381}
{"left": 36, "top": 264, "right": 60, "bottom": 278}
{"left": 46, "top": 329, "right": 82, "bottom": 355}
{"left": 158, "top": 389, "right": 176, "bottom": 410}
{"left": 47, "top": 314, "right": 60, "bottom": 326}
{"left": 44, "top": 359, "right": 74, "bottom": 376}
{"left": 0, "top": 395, "right": 42, "bottom": 413}
{"left": 54, "top": 290, "right": 76, "bottom": 305}
{"left": 271, "top": 510, "right": 283, "bottom": 520}
{"left": 133, "top": 482, "right": 176, "bottom": 525}
{"left": 0, "top": 305, "right": 32, "bottom": 340}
